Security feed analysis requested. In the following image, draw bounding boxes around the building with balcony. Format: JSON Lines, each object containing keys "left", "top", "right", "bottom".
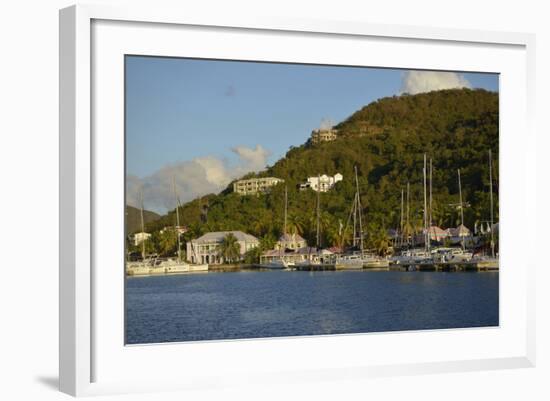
{"left": 186, "top": 231, "right": 259, "bottom": 264}
{"left": 276, "top": 233, "right": 307, "bottom": 250}
{"left": 233, "top": 177, "right": 284, "bottom": 195}
{"left": 132, "top": 232, "right": 151, "bottom": 246}
{"left": 299, "top": 173, "right": 343, "bottom": 192}
{"left": 159, "top": 225, "right": 188, "bottom": 236}
{"left": 310, "top": 128, "right": 338, "bottom": 144}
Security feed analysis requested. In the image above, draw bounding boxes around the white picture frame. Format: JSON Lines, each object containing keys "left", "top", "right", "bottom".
{"left": 59, "top": 4, "right": 536, "bottom": 397}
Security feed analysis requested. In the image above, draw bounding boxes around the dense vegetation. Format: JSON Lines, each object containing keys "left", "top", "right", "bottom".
{"left": 138, "top": 88, "right": 499, "bottom": 257}
{"left": 126, "top": 205, "right": 160, "bottom": 234}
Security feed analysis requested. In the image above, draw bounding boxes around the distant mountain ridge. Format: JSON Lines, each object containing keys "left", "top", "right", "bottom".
{"left": 125, "top": 205, "right": 160, "bottom": 234}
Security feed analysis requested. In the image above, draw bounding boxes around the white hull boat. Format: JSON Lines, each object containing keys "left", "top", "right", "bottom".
{"left": 335, "top": 255, "right": 364, "bottom": 270}
{"left": 127, "top": 259, "right": 208, "bottom": 276}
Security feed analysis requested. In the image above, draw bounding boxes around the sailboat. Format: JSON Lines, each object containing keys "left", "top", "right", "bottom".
{"left": 126, "top": 188, "right": 160, "bottom": 276}
{"left": 296, "top": 176, "right": 325, "bottom": 268}
{"left": 473, "top": 150, "right": 499, "bottom": 269}
{"left": 164, "top": 177, "right": 208, "bottom": 273}
{"left": 336, "top": 166, "right": 370, "bottom": 269}
{"left": 261, "top": 185, "right": 290, "bottom": 269}
{"left": 126, "top": 180, "right": 208, "bottom": 276}
{"left": 451, "top": 169, "right": 473, "bottom": 262}
{"left": 391, "top": 155, "right": 433, "bottom": 266}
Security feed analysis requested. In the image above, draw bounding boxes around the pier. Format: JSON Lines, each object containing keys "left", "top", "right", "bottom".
{"left": 392, "top": 260, "right": 498, "bottom": 272}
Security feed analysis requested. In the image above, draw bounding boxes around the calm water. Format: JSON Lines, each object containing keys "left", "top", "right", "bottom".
{"left": 125, "top": 270, "right": 499, "bottom": 344}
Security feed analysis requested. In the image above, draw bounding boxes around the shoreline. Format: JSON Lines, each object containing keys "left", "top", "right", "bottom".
{"left": 126, "top": 264, "right": 499, "bottom": 277}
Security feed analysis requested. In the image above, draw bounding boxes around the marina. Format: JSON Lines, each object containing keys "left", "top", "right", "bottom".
{"left": 126, "top": 256, "right": 498, "bottom": 275}
{"left": 122, "top": 60, "right": 501, "bottom": 345}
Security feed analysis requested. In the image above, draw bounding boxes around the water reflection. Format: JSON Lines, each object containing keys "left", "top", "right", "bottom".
{"left": 126, "top": 271, "right": 499, "bottom": 344}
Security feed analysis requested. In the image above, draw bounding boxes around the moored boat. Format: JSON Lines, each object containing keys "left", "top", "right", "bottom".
{"left": 391, "top": 248, "right": 432, "bottom": 265}
{"left": 472, "top": 256, "right": 499, "bottom": 270}
{"left": 259, "top": 259, "right": 289, "bottom": 269}
{"left": 335, "top": 254, "right": 363, "bottom": 269}
{"left": 431, "top": 247, "right": 472, "bottom": 263}
{"left": 363, "top": 257, "right": 390, "bottom": 268}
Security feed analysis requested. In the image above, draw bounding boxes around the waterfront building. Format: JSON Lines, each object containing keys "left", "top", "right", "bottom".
{"left": 310, "top": 128, "right": 338, "bottom": 144}
{"left": 260, "top": 246, "right": 334, "bottom": 265}
{"left": 447, "top": 224, "right": 471, "bottom": 241}
{"left": 186, "top": 231, "right": 259, "bottom": 264}
{"left": 233, "top": 177, "right": 284, "bottom": 195}
{"left": 276, "top": 233, "right": 307, "bottom": 250}
{"left": 299, "top": 173, "right": 343, "bottom": 192}
{"left": 132, "top": 231, "right": 151, "bottom": 246}
{"left": 159, "top": 225, "right": 188, "bottom": 235}
{"left": 407, "top": 225, "right": 467, "bottom": 247}
{"left": 427, "top": 226, "right": 449, "bottom": 242}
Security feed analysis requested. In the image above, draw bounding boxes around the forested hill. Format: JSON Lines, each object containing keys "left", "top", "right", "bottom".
{"left": 126, "top": 205, "right": 160, "bottom": 234}
{"left": 145, "top": 88, "right": 499, "bottom": 250}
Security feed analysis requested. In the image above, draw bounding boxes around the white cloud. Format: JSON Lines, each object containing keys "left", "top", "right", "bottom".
{"left": 127, "top": 145, "right": 271, "bottom": 214}
{"left": 401, "top": 71, "right": 471, "bottom": 95}
{"left": 195, "top": 156, "right": 231, "bottom": 187}
{"left": 231, "top": 144, "right": 271, "bottom": 175}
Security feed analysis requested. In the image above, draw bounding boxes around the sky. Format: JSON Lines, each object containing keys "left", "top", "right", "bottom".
{"left": 125, "top": 56, "right": 498, "bottom": 213}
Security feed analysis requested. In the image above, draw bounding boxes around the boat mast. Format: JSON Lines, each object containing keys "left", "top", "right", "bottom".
{"left": 316, "top": 174, "right": 321, "bottom": 249}
{"left": 423, "top": 154, "right": 429, "bottom": 252}
{"left": 406, "top": 181, "right": 410, "bottom": 247}
{"left": 400, "top": 188, "right": 404, "bottom": 248}
{"left": 284, "top": 184, "right": 288, "bottom": 237}
{"left": 352, "top": 192, "right": 357, "bottom": 248}
{"left": 458, "top": 169, "right": 465, "bottom": 250}
{"left": 172, "top": 176, "right": 182, "bottom": 262}
{"left": 280, "top": 184, "right": 288, "bottom": 260}
{"left": 429, "top": 157, "right": 433, "bottom": 246}
{"left": 354, "top": 165, "right": 364, "bottom": 254}
{"left": 429, "top": 158, "right": 433, "bottom": 226}
{"left": 139, "top": 188, "right": 146, "bottom": 260}
{"left": 489, "top": 150, "right": 495, "bottom": 258}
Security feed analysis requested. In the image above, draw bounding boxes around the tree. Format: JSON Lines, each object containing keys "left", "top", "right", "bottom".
{"left": 158, "top": 228, "right": 177, "bottom": 257}
{"left": 366, "top": 225, "right": 391, "bottom": 256}
{"left": 243, "top": 247, "right": 261, "bottom": 264}
{"left": 143, "top": 234, "right": 159, "bottom": 256}
{"left": 259, "top": 234, "right": 277, "bottom": 251}
{"left": 220, "top": 233, "right": 240, "bottom": 263}
{"left": 287, "top": 213, "right": 305, "bottom": 237}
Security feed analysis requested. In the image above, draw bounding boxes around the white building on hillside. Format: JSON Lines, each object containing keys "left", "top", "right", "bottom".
{"left": 133, "top": 232, "right": 151, "bottom": 246}
{"left": 186, "top": 231, "right": 259, "bottom": 264}
{"left": 299, "top": 173, "right": 343, "bottom": 192}
{"left": 311, "top": 128, "right": 338, "bottom": 144}
{"left": 233, "top": 177, "right": 284, "bottom": 195}
{"left": 159, "top": 225, "right": 188, "bottom": 235}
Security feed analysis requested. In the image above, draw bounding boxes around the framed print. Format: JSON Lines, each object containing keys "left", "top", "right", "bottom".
{"left": 59, "top": 4, "right": 536, "bottom": 397}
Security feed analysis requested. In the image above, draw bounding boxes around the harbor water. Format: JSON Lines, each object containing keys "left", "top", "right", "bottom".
{"left": 125, "top": 270, "right": 499, "bottom": 344}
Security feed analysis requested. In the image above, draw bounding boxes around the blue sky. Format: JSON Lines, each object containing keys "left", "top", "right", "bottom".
{"left": 125, "top": 56, "right": 498, "bottom": 213}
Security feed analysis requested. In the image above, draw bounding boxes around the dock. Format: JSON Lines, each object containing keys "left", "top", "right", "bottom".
{"left": 295, "top": 264, "right": 336, "bottom": 271}
{"left": 395, "top": 260, "right": 499, "bottom": 272}
{"left": 290, "top": 259, "right": 498, "bottom": 272}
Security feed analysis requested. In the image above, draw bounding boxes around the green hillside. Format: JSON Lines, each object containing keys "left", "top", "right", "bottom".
{"left": 125, "top": 205, "right": 161, "bottom": 235}
{"left": 146, "top": 88, "right": 498, "bottom": 253}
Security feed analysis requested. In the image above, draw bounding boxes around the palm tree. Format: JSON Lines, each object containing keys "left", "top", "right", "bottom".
{"left": 324, "top": 223, "right": 341, "bottom": 248}
{"left": 367, "top": 226, "right": 390, "bottom": 256}
{"left": 259, "top": 234, "right": 276, "bottom": 251}
{"left": 220, "top": 233, "right": 240, "bottom": 263}
{"left": 158, "top": 228, "right": 177, "bottom": 256}
{"left": 287, "top": 213, "right": 305, "bottom": 236}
